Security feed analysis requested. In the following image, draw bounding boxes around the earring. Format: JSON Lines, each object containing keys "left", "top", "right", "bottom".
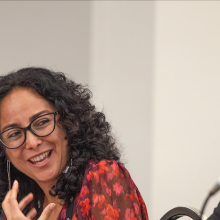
{"left": 63, "top": 158, "right": 73, "bottom": 173}
{"left": 37, "top": 200, "right": 41, "bottom": 209}
{"left": 7, "top": 160, "right": 11, "bottom": 190}
{"left": 63, "top": 166, "right": 69, "bottom": 173}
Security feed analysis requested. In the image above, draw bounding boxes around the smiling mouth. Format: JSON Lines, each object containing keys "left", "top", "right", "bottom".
{"left": 29, "top": 150, "right": 52, "bottom": 165}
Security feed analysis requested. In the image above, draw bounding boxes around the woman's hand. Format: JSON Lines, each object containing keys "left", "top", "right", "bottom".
{"left": 2, "top": 180, "right": 56, "bottom": 220}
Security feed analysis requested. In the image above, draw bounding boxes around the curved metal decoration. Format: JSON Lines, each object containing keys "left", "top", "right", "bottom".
{"left": 160, "top": 207, "right": 207, "bottom": 220}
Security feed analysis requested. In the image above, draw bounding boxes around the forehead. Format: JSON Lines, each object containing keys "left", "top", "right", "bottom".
{"left": 0, "top": 87, "right": 54, "bottom": 127}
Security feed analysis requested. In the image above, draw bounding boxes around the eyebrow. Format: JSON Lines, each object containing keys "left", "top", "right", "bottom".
{"left": 1, "top": 110, "right": 52, "bottom": 132}
{"left": 29, "top": 110, "right": 51, "bottom": 122}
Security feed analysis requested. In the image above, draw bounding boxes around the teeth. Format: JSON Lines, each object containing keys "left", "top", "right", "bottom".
{"left": 34, "top": 157, "right": 49, "bottom": 165}
{"left": 30, "top": 151, "right": 50, "bottom": 163}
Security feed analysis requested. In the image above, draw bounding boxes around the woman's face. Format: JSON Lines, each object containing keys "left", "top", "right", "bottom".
{"left": 0, "top": 87, "right": 68, "bottom": 184}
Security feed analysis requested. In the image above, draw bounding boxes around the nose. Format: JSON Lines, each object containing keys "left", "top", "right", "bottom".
{"left": 24, "top": 130, "right": 43, "bottom": 150}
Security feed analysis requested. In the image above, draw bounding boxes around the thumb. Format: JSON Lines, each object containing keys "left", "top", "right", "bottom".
{"left": 38, "top": 203, "right": 56, "bottom": 220}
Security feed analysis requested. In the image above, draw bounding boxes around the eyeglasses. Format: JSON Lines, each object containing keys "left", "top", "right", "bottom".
{"left": 0, "top": 112, "right": 58, "bottom": 149}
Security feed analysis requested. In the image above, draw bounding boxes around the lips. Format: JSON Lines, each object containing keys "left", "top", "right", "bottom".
{"left": 29, "top": 150, "right": 51, "bottom": 165}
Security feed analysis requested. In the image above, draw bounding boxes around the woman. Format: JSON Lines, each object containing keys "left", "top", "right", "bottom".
{"left": 0, "top": 67, "right": 148, "bottom": 220}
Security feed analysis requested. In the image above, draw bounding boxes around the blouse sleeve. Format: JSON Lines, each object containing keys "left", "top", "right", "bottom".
{"left": 72, "top": 160, "right": 149, "bottom": 220}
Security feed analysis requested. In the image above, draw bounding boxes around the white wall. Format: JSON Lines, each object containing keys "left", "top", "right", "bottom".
{"left": 152, "top": 1, "right": 220, "bottom": 220}
{"left": 89, "top": 2, "right": 220, "bottom": 220}
{"left": 0, "top": 1, "right": 91, "bottom": 84}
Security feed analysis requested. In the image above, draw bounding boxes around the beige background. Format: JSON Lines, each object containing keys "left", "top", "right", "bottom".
{"left": 1, "top": 1, "right": 220, "bottom": 220}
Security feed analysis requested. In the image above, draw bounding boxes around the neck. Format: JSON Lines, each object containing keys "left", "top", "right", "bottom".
{"left": 37, "top": 180, "right": 64, "bottom": 208}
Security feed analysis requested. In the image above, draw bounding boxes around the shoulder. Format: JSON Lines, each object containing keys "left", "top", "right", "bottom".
{"left": 83, "top": 160, "right": 134, "bottom": 188}
{"left": 73, "top": 160, "right": 149, "bottom": 220}
{"left": 87, "top": 159, "right": 124, "bottom": 170}
{"left": 86, "top": 160, "right": 129, "bottom": 178}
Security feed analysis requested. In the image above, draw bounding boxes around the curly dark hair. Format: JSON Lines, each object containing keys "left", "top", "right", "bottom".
{"left": 0, "top": 67, "right": 121, "bottom": 217}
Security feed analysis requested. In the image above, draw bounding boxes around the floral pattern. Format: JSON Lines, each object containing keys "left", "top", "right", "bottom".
{"left": 57, "top": 160, "right": 148, "bottom": 220}
{"left": 3, "top": 160, "right": 149, "bottom": 220}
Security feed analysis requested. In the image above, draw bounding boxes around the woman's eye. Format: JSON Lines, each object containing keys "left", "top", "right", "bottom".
{"left": 8, "top": 131, "right": 21, "bottom": 139}
{"left": 37, "top": 119, "right": 50, "bottom": 126}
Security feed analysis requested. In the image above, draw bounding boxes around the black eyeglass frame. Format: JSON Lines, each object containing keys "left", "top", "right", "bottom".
{"left": 0, "top": 111, "right": 58, "bottom": 149}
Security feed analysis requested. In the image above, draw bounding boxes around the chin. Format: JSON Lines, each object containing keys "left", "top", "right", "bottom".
{"left": 34, "top": 170, "right": 59, "bottom": 183}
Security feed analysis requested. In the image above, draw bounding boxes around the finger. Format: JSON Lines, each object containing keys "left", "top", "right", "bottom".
{"left": 38, "top": 203, "right": 56, "bottom": 220}
{"left": 2, "top": 190, "right": 12, "bottom": 219}
{"left": 10, "top": 180, "right": 19, "bottom": 201}
{"left": 18, "top": 193, "right": 34, "bottom": 211}
{"left": 2, "top": 189, "right": 12, "bottom": 205}
{"left": 9, "top": 180, "right": 25, "bottom": 218}
{"left": 26, "top": 207, "right": 37, "bottom": 219}
{"left": 9, "top": 180, "right": 19, "bottom": 208}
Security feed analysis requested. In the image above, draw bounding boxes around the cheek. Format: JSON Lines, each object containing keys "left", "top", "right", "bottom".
{"left": 5, "top": 149, "right": 13, "bottom": 162}
{"left": 5, "top": 148, "right": 23, "bottom": 163}
{"left": 54, "top": 129, "right": 68, "bottom": 149}
{"left": 59, "top": 140, "right": 68, "bottom": 157}
{"left": 59, "top": 139, "right": 68, "bottom": 160}
{"left": 47, "top": 133, "right": 67, "bottom": 155}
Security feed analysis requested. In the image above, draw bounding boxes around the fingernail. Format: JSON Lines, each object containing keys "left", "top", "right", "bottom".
{"left": 13, "top": 180, "right": 17, "bottom": 187}
{"left": 50, "top": 203, "right": 56, "bottom": 210}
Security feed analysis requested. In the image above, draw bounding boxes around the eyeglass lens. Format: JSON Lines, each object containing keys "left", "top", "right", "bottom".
{"left": 0, "top": 113, "right": 55, "bottom": 149}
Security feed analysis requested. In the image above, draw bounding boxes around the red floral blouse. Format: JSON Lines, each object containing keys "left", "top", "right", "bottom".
{"left": 57, "top": 160, "right": 148, "bottom": 220}
{"left": 3, "top": 160, "right": 149, "bottom": 220}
